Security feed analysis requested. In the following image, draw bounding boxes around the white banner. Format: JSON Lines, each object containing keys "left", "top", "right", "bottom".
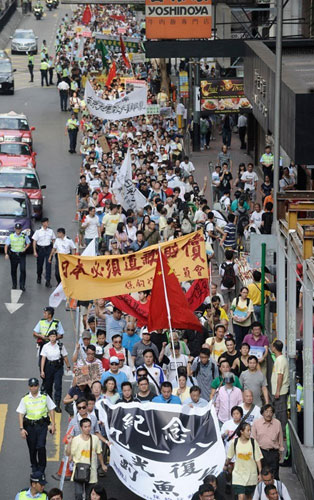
{"left": 97, "top": 399, "right": 225, "bottom": 500}
{"left": 112, "top": 149, "right": 147, "bottom": 212}
{"left": 84, "top": 80, "right": 147, "bottom": 120}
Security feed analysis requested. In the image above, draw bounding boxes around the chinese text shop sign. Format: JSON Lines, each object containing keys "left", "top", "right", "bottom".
{"left": 97, "top": 399, "right": 225, "bottom": 500}
{"left": 58, "top": 231, "right": 207, "bottom": 300}
{"left": 146, "top": 0, "right": 212, "bottom": 40}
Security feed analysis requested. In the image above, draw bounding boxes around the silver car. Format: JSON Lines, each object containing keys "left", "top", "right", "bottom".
{"left": 10, "top": 29, "right": 38, "bottom": 55}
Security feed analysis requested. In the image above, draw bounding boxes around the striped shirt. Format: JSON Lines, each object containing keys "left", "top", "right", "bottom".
{"left": 223, "top": 222, "right": 237, "bottom": 248}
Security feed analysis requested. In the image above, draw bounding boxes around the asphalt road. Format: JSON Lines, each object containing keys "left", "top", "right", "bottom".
{"left": 0, "top": 6, "right": 141, "bottom": 499}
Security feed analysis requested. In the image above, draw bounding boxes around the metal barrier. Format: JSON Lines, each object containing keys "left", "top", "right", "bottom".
{"left": 0, "top": 0, "right": 17, "bottom": 32}
{"left": 289, "top": 420, "right": 314, "bottom": 499}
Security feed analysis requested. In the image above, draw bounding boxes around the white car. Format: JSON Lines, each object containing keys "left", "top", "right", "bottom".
{"left": 10, "top": 29, "right": 38, "bottom": 55}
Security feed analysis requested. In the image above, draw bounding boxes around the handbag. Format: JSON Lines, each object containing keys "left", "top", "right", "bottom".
{"left": 74, "top": 436, "right": 92, "bottom": 483}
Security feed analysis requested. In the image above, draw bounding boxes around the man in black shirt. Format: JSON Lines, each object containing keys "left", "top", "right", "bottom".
{"left": 222, "top": 337, "right": 240, "bottom": 372}
{"left": 76, "top": 175, "right": 90, "bottom": 205}
{"left": 134, "top": 377, "right": 155, "bottom": 402}
{"left": 261, "top": 202, "right": 273, "bottom": 234}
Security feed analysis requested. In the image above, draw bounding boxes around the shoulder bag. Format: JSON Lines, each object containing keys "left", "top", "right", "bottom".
{"left": 74, "top": 435, "right": 92, "bottom": 483}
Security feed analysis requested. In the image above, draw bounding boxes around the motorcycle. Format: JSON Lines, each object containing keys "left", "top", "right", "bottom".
{"left": 46, "top": 0, "right": 53, "bottom": 10}
{"left": 33, "top": 6, "right": 43, "bottom": 19}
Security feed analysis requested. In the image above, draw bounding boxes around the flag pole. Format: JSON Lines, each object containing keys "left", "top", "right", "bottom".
{"left": 158, "top": 246, "right": 179, "bottom": 386}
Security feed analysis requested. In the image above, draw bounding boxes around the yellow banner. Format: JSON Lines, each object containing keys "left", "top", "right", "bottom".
{"left": 59, "top": 231, "right": 207, "bottom": 300}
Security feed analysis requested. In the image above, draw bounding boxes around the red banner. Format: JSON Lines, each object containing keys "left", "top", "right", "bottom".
{"left": 109, "top": 295, "right": 149, "bottom": 327}
{"left": 185, "top": 279, "right": 209, "bottom": 311}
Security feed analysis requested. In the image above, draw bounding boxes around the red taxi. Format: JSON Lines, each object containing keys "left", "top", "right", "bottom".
{"left": 0, "top": 111, "right": 35, "bottom": 149}
{"left": 0, "top": 142, "right": 36, "bottom": 168}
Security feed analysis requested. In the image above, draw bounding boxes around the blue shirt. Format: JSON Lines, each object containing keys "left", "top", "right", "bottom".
{"left": 15, "top": 489, "right": 47, "bottom": 499}
{"left": 122, "top": 331, "right": 141, "bottom": 353}
{"left": 105, "top": 315, "right": 126, "bottom": 343}
{"left": 100, "top": 370, "right": 128, "bottom": 396}
{"left": 152, "top": 394, "right": 181, "bottom": 405}
{"left": 183, "top": 397, "right": 208, "bottom": 408}
{"left": 5, "top": 232, "right": 31, "bottom": 249}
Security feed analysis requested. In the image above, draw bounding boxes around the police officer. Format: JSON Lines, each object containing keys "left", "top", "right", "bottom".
{"left": 16, "top": 378, "right": 56, "bottom": 476}
{"left": 40, "top": 59, "right": 49, "bottom": 87}
{"left": 65, "top": 113, "right": 79, "bottom": 154}
{"left": 33, "top": 306, "right": 64, "bottom": 364}
{"left": 40, "top": 330, "right": 71, "bottom": 413}
{"left": 48, "top": 227, "right": 75, "bottom": 284}
{"left": 15, "top": 471, "right": 48, "bottom": 500}
{"left": 4, "top": 222, "right": 30, "bottom": 291}
{"left": 27, "top": 51, "right": 34, "bottom": 83}
{"left": 32, "top": 217, "right": 56, "bottom": 287}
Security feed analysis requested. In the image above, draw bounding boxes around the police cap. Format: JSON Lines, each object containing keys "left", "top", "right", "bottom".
{"left": 15, "top": 223, "right": 22, "bottom": 229}
{"left": 30, "top": 471, "right": 47, "bottom": 485}
{"left": 43, "top": 306, "right": 54, "bottom": 316}
{"left": 28, "top": 377, "right": 39, "bottom": 386}
{"left": 47, "top": 329, "right": 58, "bottom": 337}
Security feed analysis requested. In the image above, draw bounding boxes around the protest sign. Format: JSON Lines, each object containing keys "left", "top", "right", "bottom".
{"left": 75, "top": 363, "right": 102, "bottom": 386}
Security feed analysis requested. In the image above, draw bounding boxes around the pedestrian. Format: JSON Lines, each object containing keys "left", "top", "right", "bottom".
{"left": 48, "top": 227, "right": 75, "bottom": 284}
{"left": 65, "top": 112, "right": 79, "bottom": 154}
{"left": 224, "top": 422, "right": 262, "bottom": 500}
{"left": 270, "top": 340, "right": 289, "bottom": 437}
{"left": 15, "top": 471, "right": 48, "bottom": 500}
{"left": 219, "top": 249, "right": 238, "bottom": 311}
{"left": 81, "top": 207, "right": 101, "bottom": 252}
{"left": 243, "top": 321, "right": 269, "bottom": 376}
{"left": 260, "top": 146, "right": 274, "bottom": 182}
{"left": 220, "top": 214, "right": 237, "bottom": 250}
{"left": 27, "top": 51, "right": 34, "bottom": 83}
{"left": 240, "top": 389, "right": 262, "bottom": 426}
{"left": 197, "top": 485, "right": 215, "bottom": 500}
{"left": 33, "top": 306, "right": 64, "bottom": 366}
{"left": 48, "top": 488, "right": 63, "bottom": 500}
{"left": 183, "top": 385, "right": 208, "bottom": 408}
{"left": 214, "top": 372, "right": 243, "bottom": 424}
{"left": 222, "top": 115, "right": 232, "bottom": 148}
{"left": 32, "top": 217, "right": 56, "bottom": 287}
{"left": 16, "top": 377, "right": 56, "bottom": 476}
{"left": 100, "top": 356, "right": 128, "bottom": 396}
{"left": 247, "top": 271, "right": 270, "bottom": 323}
{"left": 238, "top": 112, "right": 248, "bottom": 149}
{"left": 152, "top": 381, "right": 181, "bottom": 404}
{"left": 4, "top": 222, "right": 30, "bottom": 291}
{"left": 57, "top": 79, "right": 70, "bottom": 111}
{"left": 40, "top": 330, "right": 71, "bottom": 413}
{"left": 210, "top": 358, "right": 243, "bottom": 400}
{"left": 40, "top": 59, "right": 49, "bottom": 87}
{"left": 251, "top": 404, "right": 284, "bottom": 480}
{"left": 188, "top": 347, "right": 219, "bottom": 401}
{"left": 48, "top": 56, "right": 54, "bottom": 85}
{"left": 252, "top": 466, "right": 292, "bottom": 500}
{"left": 239, "top": 355, "right": 269, "bottom": 407}
{"left": 230, "top": 287, "right": 254, "bottom": 350}
{"left": 66, "top": 418, "right": 108, "bottom": 500}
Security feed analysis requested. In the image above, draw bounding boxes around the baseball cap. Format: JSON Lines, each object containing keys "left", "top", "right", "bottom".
{"left": 28, "top": 377, "right": 39, "bottom": 386}
{"left": 110, "top": 356, "right": 119, "bottom": 364}
{"left": 117, "top": 352, "right": 125, "bottom": 360}
{"left": 82, "top": 330, "right": 91, "bottom": 339}
{"left": 15, "top": 223, "right": 22, "bottom": 229}
{"left": 30, "top": 471, "right": 47, "bottom": 485}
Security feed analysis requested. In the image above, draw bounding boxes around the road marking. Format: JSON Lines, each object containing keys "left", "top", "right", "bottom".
{"left": 0, "top": 378, "right": 29, "bottom": 381}
{"left": 5, "top": 289, "right": 24, "bottom": 314}
{"left": 0, "top": 404, "right": 8, "bottom": 452}
{"left": 47, "top": 411, "right": 61, "bottom": 462}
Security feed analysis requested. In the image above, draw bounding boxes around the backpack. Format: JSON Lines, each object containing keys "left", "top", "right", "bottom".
{"left": 191, "top": 359, "right": 215, "bottom": 384}
{"left": 236, "top": 297, "right": 250, "bottom": 307}
{"left": 221, "top": 262, "right": 236, "bottom": 289}
{"left": 256, "top": 480, "right": 283, "bottom": 499}
{"left": 237, "top": 210, "right": 250, "bottom": 236}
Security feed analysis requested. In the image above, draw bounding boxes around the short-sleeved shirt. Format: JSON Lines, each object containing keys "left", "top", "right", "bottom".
{"left": 41, "top": 341, "right": 68, "bottom": 361}
{"left": 16, "top": 391, "right": 56, "bottom": 414}
{"left": 70, "top": 434, "right": 102, "bottom": 483}
{"left": 227, "top": 438, "right": 263, "bottom": 486}
{"left": 131, "top": 340, "right": 159, "bottom": 367}
{"left": 241, "top": 171, "right": 258, "bottom": 191}
{"left": 100, "top": 370, "right": 128, "bottom": 395}
{"left": 271, "top": 354, "right": 289, "bottom": 395}
{"left": 53, "top": 237, "right": 76, "bottom": 254}
{"left": 32, "top": 227, "right": 56, "bottom": 246}
{"left": 240, "top": 370, "right": 267, "bottom": 407}
{"left": 191, "top": 358, "right": 219, "bottom": 401}
{"left": 68, "top": 413, "right": 100, "bottom": 437}
{"left": 231, "top": 297, "right": 254, "bottom": 327}
{"left": 106, "top": 315, "right": 127, "bottom": 343}
{"left": 223, "top": 223, "right": 237, "bottom": 248}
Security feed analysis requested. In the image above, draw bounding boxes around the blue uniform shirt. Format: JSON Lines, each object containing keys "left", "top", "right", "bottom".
{"left": 152, "top": 394, "right": 181, "bottom": 405}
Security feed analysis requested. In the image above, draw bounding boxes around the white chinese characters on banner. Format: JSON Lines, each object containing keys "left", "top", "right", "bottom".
{"left": 97, "top": 400, "right": 225, "bottom": 500}
{"left": 112, "top": 148, "right": 147, "bottom": 212}
{"left": 84, "top": 80, "right": 147, "bottom": 120}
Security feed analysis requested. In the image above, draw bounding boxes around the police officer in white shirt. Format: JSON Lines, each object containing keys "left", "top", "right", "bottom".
{"left": 32, "top": 218, "right": 56, "bottom": 288}
{"left": 48, "top": 227, "right": 75, "bottom": 284}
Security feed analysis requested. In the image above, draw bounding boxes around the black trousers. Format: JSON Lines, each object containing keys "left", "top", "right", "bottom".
{"left": 43, "top": 361, "right": 63, "bottom": 405}
{"left": 261, "top": 448, "right": 280, "bottom": 480}
{"left": 9, "top": 252, "right": 26, "bottom": 288}
{"left": 25, "top": 422, "right": 48, "bottom": 473}
{"left": 40, "top": 69, "right": 49, "bottom": 87}
{"left": 68, "top": 129, "right": 78, "bottom": 152}
{"left": 55, "top": 254, "right": 61, "bottom": 284}
{"left": 49, "top": 68, "right": 54, "bottom": 84}
{"left": 37, "top": 245, "right": 52, "bottom": 281}
{"left": 28, "top": 63, "right": 34, "bottom": 82}
{"left": 239, "top": 126, "right": 247, "bottom": 149}
{"left": 59, "top": 90, "right": 68, "bottom": 111}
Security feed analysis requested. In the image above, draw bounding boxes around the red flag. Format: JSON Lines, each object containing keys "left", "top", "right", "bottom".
{"left": 105, "top": 61, "right": 116, "bottom": 88}
{"left": 185, "top": 279, "right": 209, "bottom": 311}
{"left": 82, "top": 6, "right": 92, "bottom": 25}
{"left": 148, "top": 251, "right": 203, "bottom": 332}
{"left": 108, "top": 295, "right": 149, "bottom": 327}
{"left": 119, "top": 35, "right": 131, "bottom": 68}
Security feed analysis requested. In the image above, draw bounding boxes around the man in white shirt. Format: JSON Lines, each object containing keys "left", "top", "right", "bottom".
{"left": 48, "top": 227, "right": 75, "bottom": 284}
{"left": 252, "top": 466, "right": 291, "bottom": 500}
{"left": 81, "top": 207, "right": 101, "bottom": 252}
{"left": 32, "top": 217, "right": 56, "bottom": 288}
{"left": 240, "top": 389, "right": 261, "bottom": 425}
{"left": 163, "top": 343, "right": 188, "bottom": 383}
{"left": 138, "top": 349, "right": 165, "bottom": 393}
{"left": 241, "top": 163, "right": 258, "bottom": 204}
{"left": 180, "top": 156, "right": 195, "bottom": 177}
{"left": 250, "top": 203, "right": 264, "bottom": 230}
{"left": 57, "top": 79, "right": 70, "bottom": 111}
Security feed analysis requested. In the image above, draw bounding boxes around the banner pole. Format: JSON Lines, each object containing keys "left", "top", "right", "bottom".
{"left": 158, "top": 246, "right": 179, "bottom": 385}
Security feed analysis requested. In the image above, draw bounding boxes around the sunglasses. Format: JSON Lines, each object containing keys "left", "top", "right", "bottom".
{"left": 29, "top": 383, "right": 39, "bottom": 387}
{"left": 110, "top": 362, "right": 119, "bottom": 366}
{"left": 127, "top": 329, "right": 134, "bottom": 332}
{"left": 78, "top": 405, "right": 87, "bottom": 410}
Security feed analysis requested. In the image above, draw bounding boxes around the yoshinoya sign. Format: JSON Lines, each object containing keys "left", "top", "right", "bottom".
{"left": 97, "top": 399, "right": 225, "bottom": 500}
{"left": 146, "top": 0, "right": 212, "bottom": 40}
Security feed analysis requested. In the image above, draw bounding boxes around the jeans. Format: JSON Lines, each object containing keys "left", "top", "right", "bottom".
{"left": 25, "top": 422, "right": 48, "bottom": 473}
{"left": 10, "top": 252, "right": 26, "bottom": 288}
{"left": 42, "top": 361, "right": 63, "bottom": 405}
{"left": 37, "top": 245, "right": 52, "bottom": 282}
{"left": 200, "top": 133, "right": 207, "bottom": 149}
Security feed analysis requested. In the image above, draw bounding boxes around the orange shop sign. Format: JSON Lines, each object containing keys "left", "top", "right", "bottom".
{"left": 145, "top": 0, "right": 212, "bottom": 40}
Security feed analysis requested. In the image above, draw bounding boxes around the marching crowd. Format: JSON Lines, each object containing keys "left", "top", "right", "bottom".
{"left": 13, "top": 4, "right": 299, "bottom": 500}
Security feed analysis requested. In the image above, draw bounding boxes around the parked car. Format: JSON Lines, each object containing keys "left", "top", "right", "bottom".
{"left": 0, "top": 142, "right": 36, "bottom": 168}
{"left": 0, "top": 112, "right": 36, "bottom": 149}
{"left": 0, "top": 166, "right": 46, "bottom": 218}
{"left": 0, "top": 52, "right": 15, "bottom": 95}
{"left": 0, "top": 188, "right": 34, "bottom": 246}
{"left": 10, "top": 29, "right": 38, "bottom": 55}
